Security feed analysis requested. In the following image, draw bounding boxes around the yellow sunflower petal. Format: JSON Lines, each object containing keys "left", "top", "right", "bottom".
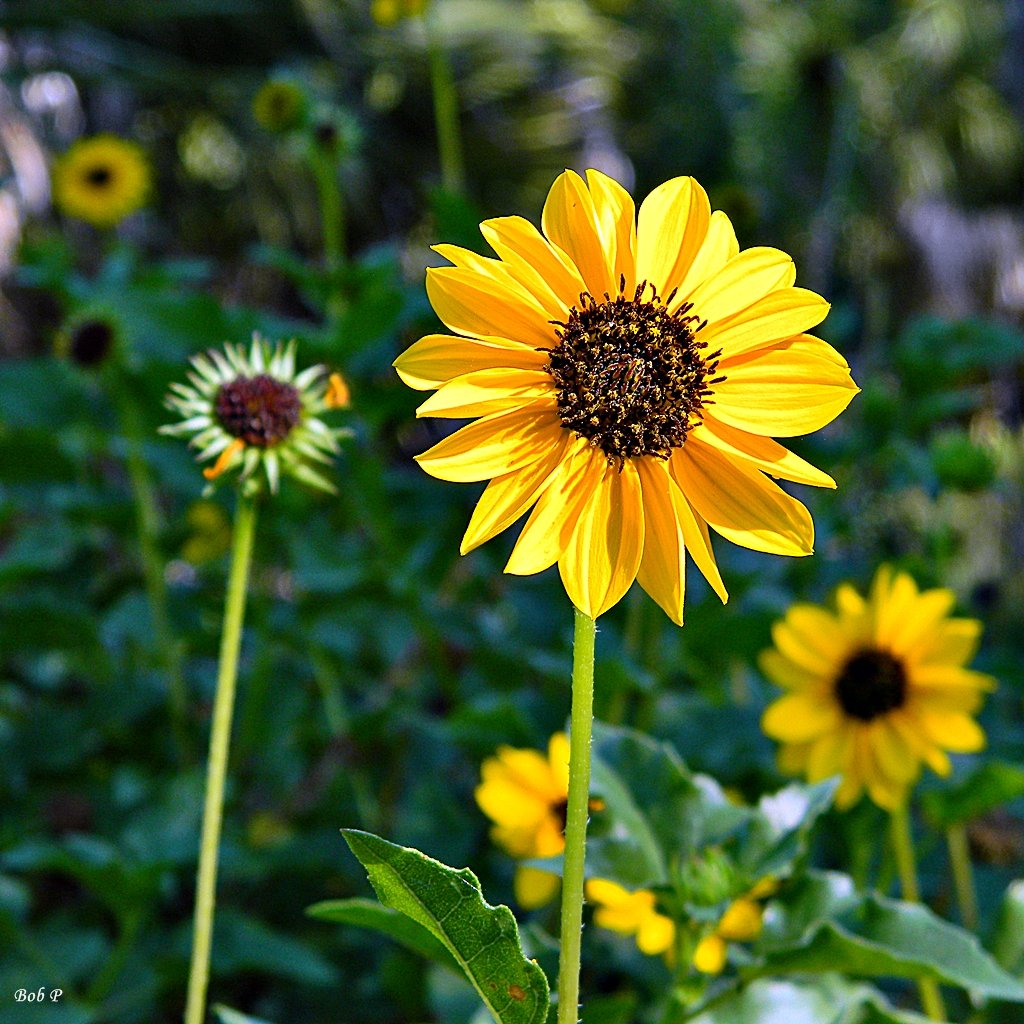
{"left": 781, "top": 604, "right": 851, "bottom": 667}
{"left": 693, "top": 934, "right": 727, "bottom": 974}
{"left": 671, "top": 209, "right": 738, "bottom": 305}
{"left": 586, "top": 878, "right": 631, "bottom": 907}
{"left": 426, "top": 266, "right": 556, "bottom": 349}
{"left": 710, "top": 346, "right": 859, "bottom": 437}
{"left": 480, "top": 215, "right": 587, "bottom": 311}
{"left": 761, "top": 693, "right": 840, "bottom": 743}
{"left": 806, "top": 724, "right": 855, "bottom": 783}
{"left": 475, "top": 779, "right": 551, "bottom": 829}
{"left": 698, "top": 287, "right": 830, "bottom": 361}
{"left": 515, "top": 866, "right": 561, "bottom": 909}
{"left": 635, "top": 458, "right": 687, "bottom": 625}
{"left": 416, "top": 368, "right": 555, "bottom": 419}
{"left": 910, "top": 665, "right": 996, "bottom": 692}
{"left": 835, "top": 582, "right": 867, "bottom": 620}
{"left": 717, "top": 899, "right": 763, "bottom": 942}
{"left": 687, "top": 247, "right": 796, "bottom": 325}
{"left": 393, "top": 333, "right": 548, "bottom": 390}
{"left": 673, "top": 487, "right": 729, "bottom": 603}
{"left": 777, "top": 741, "right": 813, "bottom": 775}
{"left": 548, "top": 732, "right": 571, "bottom": 796}
{"left": 889, "top": 712, "right": 953, "bottom": 777}
{"left": 586, "top": 168, "right": 637, "bottom": 294}
{"left": 883, "top": 587, "right": 957, "bottom": 659}
{"left": 671, "top": 437, "right": 814, "bottom": 556}
{"left": 505, "top": 438, "right": 598, "bottom": 575}
{"left": 869, "top": 719, "right": 921, "bottom": 784}
{"left": 758, "top": 648, "right": 824, "bottom": 690}
{"left": 415, "top": 403, "right": 563, "bottom": 482}
{"left": 635, "top": 175, "right": 711, "bottom": 298}
{"left": 461, "top": 429, "right": 571, "bottom": 555}
{"left": 694, "top": 416, "right": 836, "bottom": 488}
{"left": 541, "top": 169, "right": 613, "bottom": 297}
{"left": 917, "top": 618, "right": 983, "bottom": 667}
{"left": 558, "top": 459, "right": 645, "bottom": 620}
{"left": 637, "top": 912, "right": 675, "bottom": 956}
{"left": 918, "top": 710, "right": 988, "bottom": 752}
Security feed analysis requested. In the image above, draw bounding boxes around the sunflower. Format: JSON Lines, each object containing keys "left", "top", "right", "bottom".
{"left": 55, "top": 308, "right": 124, "bottom": 370}
{"left": 760, "top": 566, "right": 994, "bottom": 810}
{"left": 52, "top": 135, "right": 151, "bottom": 228}
{"left": 161, "top": 335, "right": 350, "bottom": 497}
{"left": 475, "top": 733, "right": 571, "bottom": 908}
{"left": 584, "top": 879, "right": 675, "bottom": 956}
{"left": 394, "top": 170, "right": 858, "bottom": 623}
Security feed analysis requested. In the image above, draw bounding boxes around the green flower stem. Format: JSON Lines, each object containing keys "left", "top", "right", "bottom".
{"left": 424, "top": 15, "right": 466, "bottom": 195}
{"left": 309, "top": 149, "right": 346, "bottom": 324}
{"left": 116, "top": 383, "right": 189, "bottom": 759}
{"left": 557, "top": 607, "right": 597, "bottom": 1024}
{"left": 946, "top": 822, "right": 979, "bottom": 931}
{"left": 890, "top": 805, "right": 947, "bottom": 1021}
{"left": 184, "top": 493, "right": 258, "bottom": 1024}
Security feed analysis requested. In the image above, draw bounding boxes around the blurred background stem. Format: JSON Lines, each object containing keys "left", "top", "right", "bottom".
{"left": 423, "top": 14, "right": 465, "bottom": 196}
{"left": 946, "top": 822, "right": 979, "bottom": 931}
{"left": 309, "top": 147, "right": 346, "bottom": 324}
{"left": 185, "top": 492, "right": 258, "bottom": 1024}
{"left": 889, "top": 805, "right": 947, "bottom": 1021}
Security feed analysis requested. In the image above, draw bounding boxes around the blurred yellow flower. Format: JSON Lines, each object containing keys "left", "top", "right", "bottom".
{"left": 692, "top": 894, "right": 766, "bottom": 974}
{"left": 395, "top": 169, "right": 858, "bottom": 623}
{"left": 475, "top": 733, "right": 570, "bottom": 908}
{"left": 761, "top": 566, "right": 994, "bottom": 810}
{"left": 52, "top": 135, "right": 150, "bottom": 228}
{"left": 585, "top": 879, "right": 675, "bottom": 956}
{"left": 371, "top": 0, "right": 427, "bottom": 26}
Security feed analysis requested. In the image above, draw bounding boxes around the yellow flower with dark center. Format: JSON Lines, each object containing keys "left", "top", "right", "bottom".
{"left": 761, "top": 566, "right": 994, "bottom": 810}
{"left": 52, "top": 135, "right": 150, "bottom": 228}
{"left": 55, "top": 310, "right": 123, "bottom": 370}
{"left": 475, "top": 733, "right": 570, "bottom": 908}
{"left": 585, "top": 879, "right": 675, "bottom": 956}
{"left": 394, "top": 170, "right": 858, "bottom": 623}
{"left": 161, "top": 335, "right": 350, "bottom": 497}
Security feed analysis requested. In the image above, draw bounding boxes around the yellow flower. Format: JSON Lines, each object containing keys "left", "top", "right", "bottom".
{"left": 585, "top": 879, "right": 675, "bottom": 956}
{"left": 761, "top": 566, "right": 994, "bottom": 810}
{"left": 371, "top": 0, "right": 427, "bottom": 26}
{"left": 52, "top": 135, "right": 150, "bottom": 228}
{"left": 394, "top": 170, "right": 858, "bottom": 623}
{"left": 692, "top": 895, "right": 765, "bottom": 974}
{"left": 475, "top": 733, "right": 570, "bottom": 908}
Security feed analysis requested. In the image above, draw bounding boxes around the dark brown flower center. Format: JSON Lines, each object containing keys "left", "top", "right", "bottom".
{"left": 85, "top": 165, "right": 113, "bottom": 188}
{"left": 215, "top": 374, "right": 301, "bottom": 446}
{"left": 69, "top": 319, "right": 114, "bottom": 367}
{"left": 834, "top": 649, "right": 908, "bottom": 721}
{"left": 546, "top": 279, "right": 721, "bottom": 465}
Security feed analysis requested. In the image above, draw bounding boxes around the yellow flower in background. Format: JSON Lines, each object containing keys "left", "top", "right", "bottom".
{"left": 475, "top": 733, "right": 570, "bottom": 908}
{"left": 761, "top": 566, "right": 993, "bottom": 810}
{"left": 371, "top": 0, "right": 427, "bottom": 26}
{"left": 52, "top": 135, "right": 151, "bottom": 228}
{"left": 395, "top": 169, "right": 858, "bottom": 623}
{"left": 692, "top": 889, "right": 770, "bottom": 974}
{"left": 585, "top": 879, "right": 675, "bottom": 956}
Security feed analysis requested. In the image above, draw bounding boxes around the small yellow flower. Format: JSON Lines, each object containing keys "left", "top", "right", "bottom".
{"left": 585, "top": 879, "right": 675, "bottom": 956}
{"left": 692, "top": 896, "right": 765, "bottom": 974}
{"left": 475, "top": 733, "right": 570, "bottom": 908}
{"left": 52, "top": 135, "right": 150, "bottom": 228}
{"left": 395, "top": 169, "right": 858, "bottom": 624}
{"left": 252, "top": 78, "right": 309, "bottom": 133}
{"left": 761, "top": 566, "right": 994, "bottom": 810}
{"left": 371, "top": 0, "right": 427, "bottom": 27}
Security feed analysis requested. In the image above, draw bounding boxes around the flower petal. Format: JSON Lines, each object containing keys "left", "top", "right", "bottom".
{"left": 635, "top": 458, "right": 686, "bottom": 625}
{"left": 586, "top": 168, "right": 637, "bottom": 294}
{"left": 761, "top": 693, "right": 840, "bottom": 743}
{"left": 394, "top": 333, "right": 548, "bottom": 390}
{"left": 559, "top": 458, "right": 645, "bottom": 619}
{"left": 541, "top": 169, "right": 613, "bottom": 297}
{"left": 515, "top": 867, "right": 560, "bottom": 909}
{"left": 415, "top": 402, "right": 563, "bottom": 482}
{"left": 917, "top": 619, "right": 983, "bottom": 667}
{"left": 426, "top": 266, "right": 557, "bottom": 348}
{"left": 671, "top": 436, "right": 814, "bottom": 556}
{"left": 635, "top": 175, "right": 711, "bottom": 298}
{"left": 758, "top": 647, "right": 824, "bottom": 690}
{"left": 698, "top": 287, "right": 830, "bottom": 361}
{"left": 671, "top": 209, "right": 738, "bottom": 306}
{"left": 918, "top": 710, "right": 987, "bottom": 752}
{"left": 687, "top": 247, "right": 796, "bottom": 325}
{"left": 416, "top": 368, "right": 555, "bottom": 419}
{"left": 870, "top": 719, "right": 920, "bottom": 784}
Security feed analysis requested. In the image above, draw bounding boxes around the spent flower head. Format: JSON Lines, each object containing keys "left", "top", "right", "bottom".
{"left": 252, "top": 77, "right": 309, "bottom": 133}
{"left": 761, "top": 565, "right": 994, "bottom": 810}
{"left": 161, "top": 335, "right": 350, "bottom": 497}
{"left": 52, "top": 134, "right": 151, "bottom": 228}
{"left": 55, "top": 309, "right": 124, "bottom": 371}
{"left": 395, "top": 169, "right": 859, "bottom": 623}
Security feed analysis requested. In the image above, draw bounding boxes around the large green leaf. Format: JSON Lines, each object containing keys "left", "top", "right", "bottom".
{"left": 757, "top": 875, "right": 1024, "bottom": 1001}
{"left": 307, "top": 897, "right": 460, "bottom": 973}
{"left": 343, "top": 830, "right": 550, "bottom": 1024}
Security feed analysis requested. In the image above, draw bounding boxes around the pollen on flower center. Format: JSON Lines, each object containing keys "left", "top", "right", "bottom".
{"left": 215, "top": 374, "right": 302, "bottom": 447}
{"left": 834, "top": 649, "right": 908, "bottom": 721}
{"left": 546, "top": 279, "right": 721, "bottom": 464}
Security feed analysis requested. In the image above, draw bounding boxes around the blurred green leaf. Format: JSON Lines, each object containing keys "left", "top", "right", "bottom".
{"left": 343, "top": 829, "right": 550, "bottom": 1024}
{"left": 921, "top": 761, "right": 1024, "bottom": 828}
{"left": 212, "top": 909, "right": 337, "bottom": 985}
{"left": 213, "top": 1006, "right": 278, "bottom": 1024}
{"left": 989, "top": 880, "right": 1024, "bottom": 977}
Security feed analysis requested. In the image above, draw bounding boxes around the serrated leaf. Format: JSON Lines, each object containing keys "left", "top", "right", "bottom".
{"left": 921, "top": 761, "right": 1024, "bottom": 827}
{"left": 307, "top": 897, "right": 460, "bottom": 973}
{"left": 343, "top": 829, "right": 549, "bottom": 1024}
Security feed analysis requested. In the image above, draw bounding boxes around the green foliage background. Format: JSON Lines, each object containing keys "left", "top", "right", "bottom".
{"left": 0, "top": 1, "right": 1022, "bottom": 1022}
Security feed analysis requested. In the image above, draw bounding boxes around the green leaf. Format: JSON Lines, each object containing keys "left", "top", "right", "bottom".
{"left": 343, "top": 829, "right": 550, "bottom": 1024}
{"left": 307, "top": 897, "right": 460, "bottom": 973}
{"left": 990, "top": 880, "right": 1024, "bottom": 976}
{"left": 921, "top": 761, "right": 1024, "bottom": 827}
{"left": 213, "top": 1007, "right": 278, "bottom": 1024}
{"left": 757, "top": 883, "right": 1024, "bottom": 1001}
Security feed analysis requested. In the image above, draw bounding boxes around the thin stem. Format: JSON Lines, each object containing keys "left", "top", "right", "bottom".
{"left": 557, "top": 607, "right": 597, "bottom": 1024}
{"left": 86, "top": 908, "right": 143, "bottom": 1004}
{"left": 184, "top": 494, "right": 258, "bottom": 1024}
{"left": 424, "top": 14, "right": 466, "bottom": 195}
{"left": 890, "top": 805, "right": 947, "bottom": 1022}
{"left": 946, "top": 822, "right": 979, "bottom": 931}
{"left": 309, "top": 149, "right": 346, "bottom": 325}
{"left": 116, "top": 383, "right": 189, "bottom": 759}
